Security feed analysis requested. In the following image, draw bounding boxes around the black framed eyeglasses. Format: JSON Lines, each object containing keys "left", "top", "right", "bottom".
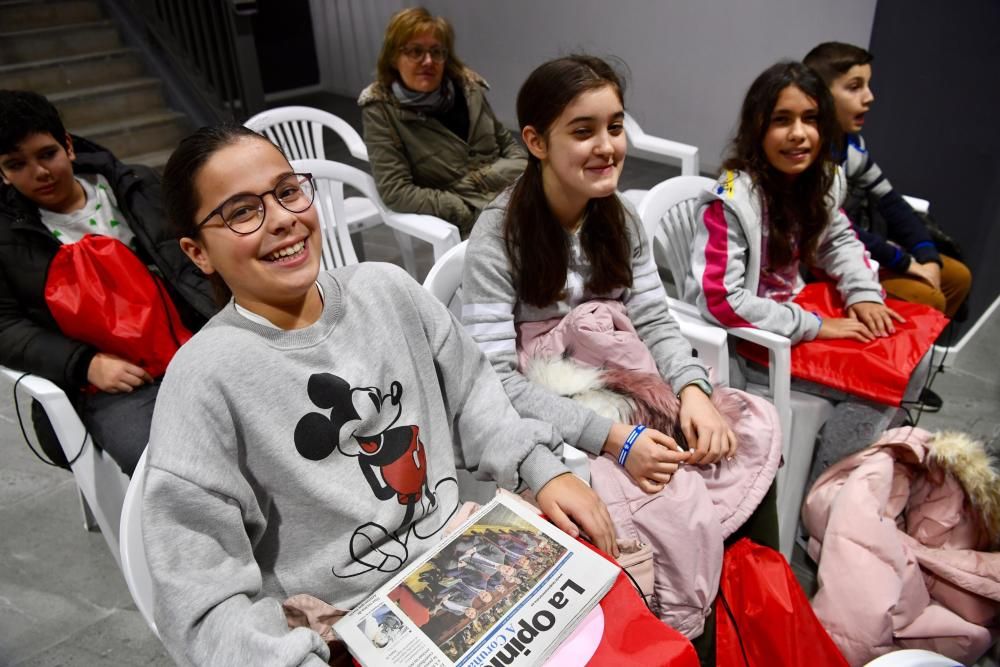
{"left": 399, "top": 45, "right": 448, "bottom": 63}
{"left": 197, "top": 172, "right": 315, "bottom": 235}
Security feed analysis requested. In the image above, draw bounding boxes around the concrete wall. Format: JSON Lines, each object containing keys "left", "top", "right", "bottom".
{"left": 310, "top": 0, "right": 877, "bottom": 173}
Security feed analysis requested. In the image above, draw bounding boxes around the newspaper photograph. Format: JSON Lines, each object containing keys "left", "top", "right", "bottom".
{"left": 335, "top": 495, "right": 618, "bottom": 667}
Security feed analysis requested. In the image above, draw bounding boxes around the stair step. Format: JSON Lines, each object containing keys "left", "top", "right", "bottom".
{"left": 49, "top": 77, "right": 164, "bottom": 128}
{"left": 75, "top": 111, "right": 191, "bottom": 162}
{"left": 124, "top": 148, "right": 175, "bottom": 172}
{"left": 0, "top": 48, "right": 143, "bottom": 94}
{"left": 0, "top": 0, "right": 103, "bottom": 32}
{"left": 0, "top": 20, "right": 120, "bottom": 65}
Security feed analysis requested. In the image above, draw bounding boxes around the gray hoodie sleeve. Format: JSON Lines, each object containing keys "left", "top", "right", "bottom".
{"left": 143, "top": 374, "right": 330, "bottom": 667}
{"left": 815, "top": 205, "right": 885, "bottom": 308}
{"left": 620, "top": 203, "right": 710, "bottom": 390}
{"left": 396, "top": 267, "right": 570, "bottom": 492}
{"left": 461, "top": 211, "right": 614, "bottom": 456}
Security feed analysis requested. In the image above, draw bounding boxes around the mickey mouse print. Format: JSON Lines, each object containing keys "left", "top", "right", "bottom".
{"left": 294, "top": 372, "right": 459, "bottom": 578}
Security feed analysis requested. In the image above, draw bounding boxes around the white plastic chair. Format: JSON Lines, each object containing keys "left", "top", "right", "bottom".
{"left": 863, "top": 649, "right": 961, "bottom": 666}
{"left": 622, "top": 113, "right": 700, "bottom": 207}
{"left": 422, "top": 241, "right": 731, "bottom": 489}
{"left": 120, "top": 448, "right": 158, "bottom": 637}
{"left": 245, "top": 106, "right": 421, "bottom": 276}
{"left": 290, "top": 159, "right": 460, "bottom": 268}
{"left": 637, "top": 176, "right": 836, "bottom": 559}
{"left": 2, "top": 365, "right": 130, "bottom": 566}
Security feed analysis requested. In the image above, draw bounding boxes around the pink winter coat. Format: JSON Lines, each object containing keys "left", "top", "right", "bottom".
{"left": 803, "top": 427, "right": 1000, "bottom": 665}
{"left": 518, "top": 300, "right": 782, "bottom": 638}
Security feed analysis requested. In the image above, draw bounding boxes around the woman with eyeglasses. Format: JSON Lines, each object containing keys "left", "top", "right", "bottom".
{"left": 145, "top": 125, "right": 615, "bottom": 665}
{"left": 358, "top": 7, "right": 526, "bottom": 236}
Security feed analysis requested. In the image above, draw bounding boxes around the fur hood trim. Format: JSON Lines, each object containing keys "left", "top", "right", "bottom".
{"left": 357, "top": 68, "right": 488, "bottom": 107}
{"left": 928, "top": 431, "right": 1000, "bottom": 543}
{"left": 524, "top": 356, "right": 635, "bottom": 424}
{"left": 523, "top": 356, "right": 746, "bottom": 445}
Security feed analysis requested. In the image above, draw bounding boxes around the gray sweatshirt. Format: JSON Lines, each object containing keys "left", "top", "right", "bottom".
{"left": 461, "top": 192, "right": 709, "bottom": 456}
{"left": 143, "top": 263, "right": 569, "bottom": 667}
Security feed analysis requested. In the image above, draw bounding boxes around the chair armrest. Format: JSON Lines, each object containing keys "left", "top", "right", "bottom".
{"left": 661, "top": 300, "right": 792, "bottom": 445}
{"left": 1, "top": 367, "right": 67, "bottom": 402}
{"left": 674, "top": 314, "right": 730, "bottom": 386}
{"left": 382, "top": 212, "right": 461, "bottom": 261}
{"left": 902, "top": 195, "right": 930, "bottom": 214}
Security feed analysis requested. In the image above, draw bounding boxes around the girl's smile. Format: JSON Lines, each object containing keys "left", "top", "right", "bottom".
{"left": 180, "top": 137, "right": 323, "bottom": 330}
{"left": 524, "top": 84, "right": 626, "bottom": 227}
{"left": 762, "top": 84, "right": 821, "bottom": 178}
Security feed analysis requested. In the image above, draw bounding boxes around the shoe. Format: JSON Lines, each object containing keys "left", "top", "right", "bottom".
{"left": 918, "top": 387, "right": 943, "bottom": 413}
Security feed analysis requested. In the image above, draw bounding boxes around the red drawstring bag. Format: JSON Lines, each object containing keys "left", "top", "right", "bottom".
{"left": 736, "top": 282, "right": 948, "bottom": 406}
{"left": 44, "top": 235, "right": 192, "bottom": 380}
{"left": 716, "top": 538, "right": 848, "bottom": 667}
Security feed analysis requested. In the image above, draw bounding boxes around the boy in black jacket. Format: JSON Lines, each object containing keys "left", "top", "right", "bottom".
{"left": 0, "top": 89, "right": 215, "bottom": 474}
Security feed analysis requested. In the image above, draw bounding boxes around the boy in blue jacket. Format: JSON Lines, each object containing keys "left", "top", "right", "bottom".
{"left": 804, "top": 42, "right": 971, "bottom": 321}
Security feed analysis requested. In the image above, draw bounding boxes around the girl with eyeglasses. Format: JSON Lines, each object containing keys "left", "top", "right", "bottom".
{"left": 358, "top": 7, "right": 526, "bottom": 237}
{"left": 146, "top": 125, "right": 615, "bottom": 665}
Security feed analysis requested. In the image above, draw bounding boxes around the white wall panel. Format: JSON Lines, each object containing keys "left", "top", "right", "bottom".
{"left": 310, "top": 0, "right": 877, "bottom": 173}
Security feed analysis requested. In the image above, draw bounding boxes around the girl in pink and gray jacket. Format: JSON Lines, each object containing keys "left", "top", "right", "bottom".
{"left": 683, "top": 61, "right": 930, "bottom": 488}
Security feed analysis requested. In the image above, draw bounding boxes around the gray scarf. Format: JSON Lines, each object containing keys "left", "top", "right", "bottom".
{"left": 391, "top": 77, "right": 456, "bottom": 115}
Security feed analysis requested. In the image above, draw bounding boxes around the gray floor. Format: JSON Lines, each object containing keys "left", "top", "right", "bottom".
{"left": 1, "top": 95, "right": 997, "bottom": 665}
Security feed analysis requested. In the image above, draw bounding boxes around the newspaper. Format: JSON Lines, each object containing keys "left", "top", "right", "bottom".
{"left": 335, "top": 494, "right": 619, "bottom": 666}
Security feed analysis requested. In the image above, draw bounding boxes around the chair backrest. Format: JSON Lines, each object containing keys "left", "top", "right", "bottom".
{"left": 120, "top": 448, "right": 159, "bottom": 637}
{"left": 637, "top": 175, "right": 717, "bottom": 289}
{"left": 623, "top": 113, "right": 700, "bottom": 177}
{"left": 863, "top": 649, "right": 961, "bottom": 666}
{"left": 290, "top": 158, "right": 392, "bottom": 269}
{"left": 421, "top": 240, "right": 467, "bottom": 315}
{"left": 245, "top": 106, "right": 370, "bottom": 162}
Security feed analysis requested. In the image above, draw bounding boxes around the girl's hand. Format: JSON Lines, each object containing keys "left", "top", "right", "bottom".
{"left": 603, "top": 423, "right": 690, "bottom": 493}
{"left": 847, "top": 301, "right": 905, "bottom": 338}
{"left": 678, "top": 385, "right": 737, "bottom": 465}
{"left": 535, "top": 473, "right": 619, "bottom": 557}
{"left": 817, "top": 317, "right": 876, "bottom": 343}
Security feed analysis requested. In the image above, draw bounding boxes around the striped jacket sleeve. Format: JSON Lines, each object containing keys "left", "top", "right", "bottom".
{"left": 689, "top": 200, "right": 821, "bottom": 344}
{"left": 461, "top": 218, "right": 613, "bottom": 455}
{"left": 621, "top": 207, "right": 709, "bottom": 391}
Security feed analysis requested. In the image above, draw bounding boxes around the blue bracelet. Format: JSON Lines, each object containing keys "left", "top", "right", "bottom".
{"left": 618, "top": 425, "right": 646, "bottom": 466}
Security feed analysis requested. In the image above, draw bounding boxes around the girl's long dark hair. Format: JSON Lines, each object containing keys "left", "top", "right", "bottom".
{"left": 505, "top": 55, "right": 632, "bottom": 308}
{"left": 722, "top": 61, "right": 841, "bottom": 268}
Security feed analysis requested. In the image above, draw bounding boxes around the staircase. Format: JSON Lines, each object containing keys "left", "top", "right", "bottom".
{"left": 0, "top": 0, "right": 191, "bottom": 170}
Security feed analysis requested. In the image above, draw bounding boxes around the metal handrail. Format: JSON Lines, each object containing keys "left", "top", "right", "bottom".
{"left": 108, "top": 0, "right": 264, "bottom": 122}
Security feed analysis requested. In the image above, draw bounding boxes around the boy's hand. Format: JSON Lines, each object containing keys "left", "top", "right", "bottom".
{"left": 679, "top": 385, "right": 737, "bottom": 465}
{"left": 87, "top": 353, "right": 153, "bottom": 393}
{"left": 535, "top": 473, "right": 618, "bottom": 558}
{"left": 907, "top": 261, "right": 941, "bottom": 290}
{"left": 603, "top": 423, "right": 689, "bottom": 493}
{"left": 847, "top": 301, "right": 905, "bottom": 337}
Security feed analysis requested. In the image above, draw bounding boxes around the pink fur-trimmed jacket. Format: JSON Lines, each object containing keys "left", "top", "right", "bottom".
{"left": 517, "top": 299, "right": 782, "bottom": 638}
{"left": 803, "top": 427, "right": 1000, "bottom": 665}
